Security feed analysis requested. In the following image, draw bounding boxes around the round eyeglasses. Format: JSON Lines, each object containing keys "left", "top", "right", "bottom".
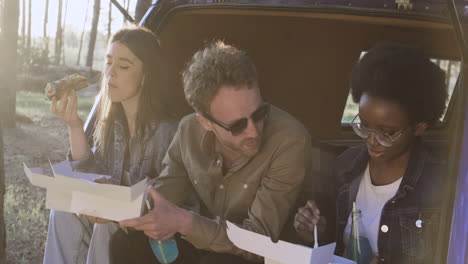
{"left": 350, "top": 114, "right": 407, "bottom": 147}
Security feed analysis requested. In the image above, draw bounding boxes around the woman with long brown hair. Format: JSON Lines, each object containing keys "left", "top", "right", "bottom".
{"left": 43, "top": 27, "right": 178, "bottom": 264}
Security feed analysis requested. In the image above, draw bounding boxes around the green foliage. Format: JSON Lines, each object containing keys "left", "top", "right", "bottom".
{"left": 30, "top": 46, "right": 51, "bottom": 73}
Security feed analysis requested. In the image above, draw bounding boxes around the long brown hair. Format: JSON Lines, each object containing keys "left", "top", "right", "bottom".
{"left": 93, "top": 27, "right": 169, "bottom": 156}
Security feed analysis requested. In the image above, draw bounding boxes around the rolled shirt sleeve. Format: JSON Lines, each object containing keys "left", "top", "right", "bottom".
{"left": 151, "top": 128, "right": 194, "bottom": 206}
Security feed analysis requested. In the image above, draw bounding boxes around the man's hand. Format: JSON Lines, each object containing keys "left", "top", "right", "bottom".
{"left": 293, "top": 200, "right": 327, "bottom": 243}
{"left": 119, "top": 187, "right": 193, "bottom": 241}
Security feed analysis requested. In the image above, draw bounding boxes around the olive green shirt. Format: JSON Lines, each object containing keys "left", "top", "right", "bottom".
{"left": 152, "top": 105, "right": 311, "bottom": 262}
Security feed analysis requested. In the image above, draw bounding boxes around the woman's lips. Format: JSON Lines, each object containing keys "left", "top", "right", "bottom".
{"left": 368, "top": 148, "right": 384, "bottom": 158}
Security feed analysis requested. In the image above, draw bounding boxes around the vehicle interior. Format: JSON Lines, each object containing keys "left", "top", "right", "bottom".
{"left": 146, "top": 8, "right": 459, "bottom": 136}
{"left": 140, "top": 6, "right": 460, "bottom": 178}
{"left": 131, "top": 5, "right": 462, "bottom": 259}
{"left": 91, "top": 2, "right": 465, "bottom": 262}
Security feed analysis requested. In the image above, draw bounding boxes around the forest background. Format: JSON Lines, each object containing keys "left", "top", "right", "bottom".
{"left": 0, "top": 0, "right": 152, "bottom": 263}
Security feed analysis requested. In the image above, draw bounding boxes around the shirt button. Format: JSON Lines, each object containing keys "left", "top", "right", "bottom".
{"left": 216, "top": 159, "right": 221, "bottom": 165}
{"left": 219, "top": 184, "right": 224, "bottom": 189}
{"left": 391, "top": 200, "right": 396, "bottom": 204}
{"left": 243, "top": 184, "right": 248, "bottom": 189}
{"left": 416, "top": 219, "right": 423, "bottom": 228}
{"left": 194, "top": 179, "right": 198, "bottom": 185}
{"left": 381, "top": 225, "right": 389, "bottom": 233}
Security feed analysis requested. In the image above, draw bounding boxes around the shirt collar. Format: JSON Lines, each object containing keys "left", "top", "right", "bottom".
{"left": 199, "top": 129, "right": 251, "bottom": 172}
{"left": 348, "top": 138, "right": 429, "bottom": 198}
{"left": 200, "top": 130, "right": 216, "bottom": 155}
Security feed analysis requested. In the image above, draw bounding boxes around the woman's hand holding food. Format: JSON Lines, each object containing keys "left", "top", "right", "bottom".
{"left": 48, "top": 74, "right": 88, "bottom": 128}
{"left": 50, "top": 89, "right": 83, "bottom": 128}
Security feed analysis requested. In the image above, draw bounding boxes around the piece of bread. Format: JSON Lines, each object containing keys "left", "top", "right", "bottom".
{"left": 45, "top": 73, "right": 89, "bottom": 100}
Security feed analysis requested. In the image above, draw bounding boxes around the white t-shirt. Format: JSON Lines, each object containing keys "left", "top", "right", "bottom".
{"left": 343, "top": 164, "right": 402, "bottom": 255}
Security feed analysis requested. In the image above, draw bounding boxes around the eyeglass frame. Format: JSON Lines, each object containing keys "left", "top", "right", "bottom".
{"left": 201, "top": 103, "right": 270, "bottom": 136}
{"left": 350, "top": 114, "right": 409, "bottom": 147}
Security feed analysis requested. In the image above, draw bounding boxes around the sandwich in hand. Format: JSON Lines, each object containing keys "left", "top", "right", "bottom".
{"left": 45, "top": 73, "right": 88, "bottom": 100}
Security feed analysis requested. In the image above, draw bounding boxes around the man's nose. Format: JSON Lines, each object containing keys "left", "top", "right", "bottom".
{"left": 244, "top": 119, "right": 259, "bottom": 138}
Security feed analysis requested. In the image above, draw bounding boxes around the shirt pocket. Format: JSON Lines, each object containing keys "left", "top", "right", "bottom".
{"left": 238, "top": 179, "right": 260, "bottom": 204}
{"left": 399, "top": 211, "right": 440, "bottom": 258}
{"left": 188, "top": 170, "right": 215, "bottom": 204}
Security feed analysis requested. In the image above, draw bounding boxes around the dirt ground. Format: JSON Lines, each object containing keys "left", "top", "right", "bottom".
{"left": 3, "top": 88, "right": 96, "bottom": 263}
{"left": 4, "top": 113, "right": 67, "bottom": 263}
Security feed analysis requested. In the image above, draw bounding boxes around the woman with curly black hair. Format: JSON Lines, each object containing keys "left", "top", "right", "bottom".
{"left": 294, "top": 43, "right": 449, "bottom": 264}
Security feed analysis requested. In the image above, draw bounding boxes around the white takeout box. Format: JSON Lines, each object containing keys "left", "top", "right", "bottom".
{"left": 226, "top": 221, "right": 356, "bottom": 264}
{"left": 24, "top": 160, "right": 148, "bottom": 221}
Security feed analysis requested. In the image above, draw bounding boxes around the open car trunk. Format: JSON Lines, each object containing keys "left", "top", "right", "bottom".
{"left": 142, "top": 4, "right": 460, "bottom": 143}
{"left": 102, "top": 1, "right": 467, "bottom": 263}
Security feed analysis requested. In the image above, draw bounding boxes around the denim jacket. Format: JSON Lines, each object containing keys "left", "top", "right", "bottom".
{"left": 334, "top": 139, "right": 447, "bottom": 264}
{"left": 69, "top": 118, "right": 178, "bottom": 186}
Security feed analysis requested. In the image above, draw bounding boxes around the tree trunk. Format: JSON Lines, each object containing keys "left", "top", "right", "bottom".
{"left": 42, "top": 0, "right": 49, "bottom": 62}
{"left": 121, "top": 0, "right": 127, "bottom": 25}
{"left": 85, "top": 0, "right": 100, "bottom": 69}
{"left": 0, "top": 123, "right": 5, "bottom": 262}
{"left": 76, "top": 0, "right": 90, "bottom": 66}
{"left": 107, "top": 0, "right": 111, "bottom": 41}
{"left": 54, "top": 0, "right": 63, "bottom": 65}
{"left": 0, "top": 0, "right": 19, "bottom": 129}
{"left": 25, "top": 0, "right": 30, "bottom": 66}
{"left": 124, "top": 0, "right": 129, "bottom": 24}
{"left": 135, "top": 0, "right": 151, "bottom": 23}
{"left": 20, "top": 0, "right": 24, "bottom": 49}
{"left": 61, "top": 0, "right": 68, "bottom": 65}
{"left": 0, "top": 11, "right": 5, "bottom": 250}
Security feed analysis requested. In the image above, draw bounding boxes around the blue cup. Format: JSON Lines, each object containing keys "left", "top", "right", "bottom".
{"left": 149, "top": 237, "right": 179, "bottom": 264}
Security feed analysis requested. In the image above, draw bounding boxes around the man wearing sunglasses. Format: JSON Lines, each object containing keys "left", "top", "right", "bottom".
{"left": 111, "top": 41, "right": 311, "bottom": 264}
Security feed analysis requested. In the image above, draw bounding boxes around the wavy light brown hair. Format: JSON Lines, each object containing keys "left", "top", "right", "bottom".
{"left": 93, "top": 27, "right": 169, "bottom": 155}
{"left": 182, "top": 40, "right": 258, "bottom": 114}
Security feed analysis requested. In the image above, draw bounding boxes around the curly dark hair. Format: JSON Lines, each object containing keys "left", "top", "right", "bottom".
{"left": 182, "top": 40, "right": 258, "bottom": 114}
{"left": 350, "top": 43, "right": 448, "bottom": 126}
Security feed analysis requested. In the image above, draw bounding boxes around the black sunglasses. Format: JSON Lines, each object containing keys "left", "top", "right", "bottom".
{"left": 202, "top": 103, "right": 270, "bottom": 136}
